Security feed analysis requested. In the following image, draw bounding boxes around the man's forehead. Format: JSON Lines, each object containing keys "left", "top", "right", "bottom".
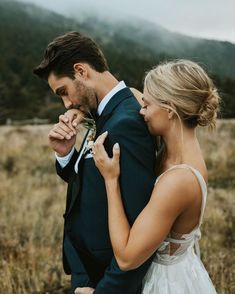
{"left": 48, "top": 73, "right": 68, "bottom": 91}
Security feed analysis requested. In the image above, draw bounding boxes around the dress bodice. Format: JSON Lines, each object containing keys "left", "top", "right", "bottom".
{"left": 153, "top": 164, "right": 207, "bottom": 265}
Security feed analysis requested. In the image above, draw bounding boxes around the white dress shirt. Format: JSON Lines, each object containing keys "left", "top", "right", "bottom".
{"left": 56, "top": 81, "right": 126, "bottom": 169}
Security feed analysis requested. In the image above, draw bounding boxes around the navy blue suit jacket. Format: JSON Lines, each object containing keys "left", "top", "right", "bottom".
{"left": 56, "top": 87, "right": 156, "bottom": 293}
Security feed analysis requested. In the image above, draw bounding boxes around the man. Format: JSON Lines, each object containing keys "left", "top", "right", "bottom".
{"left": 34, "top": 31, "right": 156, "bottom": 294}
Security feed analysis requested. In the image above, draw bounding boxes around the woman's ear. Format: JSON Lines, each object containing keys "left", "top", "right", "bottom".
{"left": 168, "top": 109, "right": 174, "bottom": 120}
{"left": 167, "top": 103, "right": 176, "bottom": 120}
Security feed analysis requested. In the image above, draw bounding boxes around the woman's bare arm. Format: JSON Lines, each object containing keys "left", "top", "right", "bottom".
{"left": 92, "top": 133, "right": 197, "bottom": 271}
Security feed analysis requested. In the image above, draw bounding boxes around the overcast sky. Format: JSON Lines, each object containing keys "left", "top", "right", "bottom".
{"left": 21, "top": 0, "right": 235, "bottom": 44}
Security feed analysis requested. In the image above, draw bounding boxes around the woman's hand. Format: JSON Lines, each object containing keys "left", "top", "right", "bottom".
{"left": 92, "top": 131, "right": 120, "bottom": 181}
{"left": 59, "top": 108, "right": 84, "bottom": 133}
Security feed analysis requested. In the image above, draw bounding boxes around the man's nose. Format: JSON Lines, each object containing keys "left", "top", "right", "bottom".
{"left": 62, "top": 97, "right": 73, "bottom": 109}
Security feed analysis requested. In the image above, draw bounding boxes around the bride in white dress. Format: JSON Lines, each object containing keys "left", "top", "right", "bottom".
{"left": 92, "top": 60, "right": 218, "bottom": 293}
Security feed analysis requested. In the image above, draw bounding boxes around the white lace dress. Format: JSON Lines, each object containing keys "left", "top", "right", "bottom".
{"left": 142, "top": 164, "right": 217, "bottom": 294}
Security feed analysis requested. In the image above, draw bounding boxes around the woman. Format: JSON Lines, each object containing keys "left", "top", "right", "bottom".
{"left": 91, "top": 60, "right": 219, "bottom": 293}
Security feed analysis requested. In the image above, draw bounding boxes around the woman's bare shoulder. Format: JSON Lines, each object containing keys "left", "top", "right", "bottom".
{"left": 130, "top": 88, "right": 143, "bottom": 106}
{"left": 151, "top": 167, "right": 201, "bottom": 206}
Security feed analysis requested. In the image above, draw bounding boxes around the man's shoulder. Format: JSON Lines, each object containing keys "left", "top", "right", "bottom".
{"left": 105, "top": 88, "right": 147, "bottom": 131}
{"left": 111, "top": 103, "right": 142, "bottom": 126}
{"left": 108, "top": 108, "right": 150, "bottom": 140}
{"left": 114, "top": 91, "right": 141, "bottom": 118}
{"left": 114, "top": 87, "right": 141, "bottom": 108}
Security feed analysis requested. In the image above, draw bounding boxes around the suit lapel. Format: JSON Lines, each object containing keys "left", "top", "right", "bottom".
{"left": 64, "top": 164, "right": 82, "bottom": 217}
{"left": 64, "top": 131, "right": 90, "bottom": 217}
{"left": 95, "top": 113, "right": 112, "bottom": 136}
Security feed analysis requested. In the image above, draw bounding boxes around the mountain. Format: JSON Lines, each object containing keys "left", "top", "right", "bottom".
{"left": 0, "top": 0, "right": 234, "bottom": 123}
{"left": 83, "top": 15, "right": 235, "bottom": 80}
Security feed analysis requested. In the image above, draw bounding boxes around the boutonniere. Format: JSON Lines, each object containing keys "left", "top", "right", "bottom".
{"left": 81, "top": 112, "right": 97, "bottom": 153}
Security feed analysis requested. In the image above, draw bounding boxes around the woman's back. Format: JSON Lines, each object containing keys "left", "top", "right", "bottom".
{"left": 154, "top": 164, "right": 207, "bottom": 263}
{"left": 142, "top": 164, "right": 217, "bottom": 294}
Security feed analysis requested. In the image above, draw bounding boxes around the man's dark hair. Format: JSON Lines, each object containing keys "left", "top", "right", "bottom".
{"left": 33, "top": 31, "right": 109, "bottom": 80}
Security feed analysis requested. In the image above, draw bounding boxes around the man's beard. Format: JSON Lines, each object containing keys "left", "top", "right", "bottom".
{"left": 73, "top": 80, "right": 98, "bottom": 118}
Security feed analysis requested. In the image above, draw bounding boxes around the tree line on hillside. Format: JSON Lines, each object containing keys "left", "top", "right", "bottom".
{"left": 1, "top": 34, "right": 234, "bottom": 124}
{"left": 0, "top": 0, "right": 234, "bottom": 123}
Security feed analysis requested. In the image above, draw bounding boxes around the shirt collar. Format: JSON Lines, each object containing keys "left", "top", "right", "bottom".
{"left": 97, "top": 81, "right": 126, "bottom": 116}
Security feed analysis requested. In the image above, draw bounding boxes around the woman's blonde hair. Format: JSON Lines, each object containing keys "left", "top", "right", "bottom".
{"left": 144, "top": 59, "right": 220, "bottom": 129}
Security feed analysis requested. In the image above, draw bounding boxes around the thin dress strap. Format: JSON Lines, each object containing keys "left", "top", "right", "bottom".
{"left": 155, "top": 163, "right": 207, "bottom": 225}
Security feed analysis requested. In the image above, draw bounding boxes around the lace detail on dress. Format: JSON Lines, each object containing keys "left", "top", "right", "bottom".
{"left": 154, "top": 228, "right": 202, "bottom": 265}
{"left": 153, "top": 164, "right": 207, "bottom": 265}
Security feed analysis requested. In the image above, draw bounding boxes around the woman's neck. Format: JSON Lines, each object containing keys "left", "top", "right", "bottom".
{"left": 161, "top": 124, "right": 199, "bottom": 169}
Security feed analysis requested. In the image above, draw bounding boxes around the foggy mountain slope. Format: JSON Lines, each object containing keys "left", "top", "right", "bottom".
{"left": 0, "top": 0, "right": 234, "bottom": 122}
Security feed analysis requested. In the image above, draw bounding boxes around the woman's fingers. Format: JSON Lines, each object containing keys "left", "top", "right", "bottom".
{"left": 91, "top": 132, "right": 120, "bottom": 179}
{"left": 71, "top": 112, "right": 84, "bottom": 127}
{"left": 59, "top": 109, "right": 84, "bottom": 133}
{"left": 92, "top": 132, "right": 120, "bottom": 165}
{"left": 59, "top": 114, "right": 76, "bottom": 134}
{"left": 59, "top": 114, "right": 69, "bottom": 124}
{"left": 51, "top": 122, "right": 75, "bottom": 140}
{"left": 95, "top": 131, "right": 108, "bottom": 144}
{"left": 64, "top": 109, "right": 84, "bottom": 122}
{"left": 112, "top": 143, "right": 120, "bottom": 163}
{"left": 92, "top": 131, "right": 108, "bottom": 159}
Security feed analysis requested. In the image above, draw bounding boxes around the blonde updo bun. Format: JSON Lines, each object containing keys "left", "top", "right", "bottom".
{"left": 197, "top": 88, "right": 220, "bottom": 128}
{"left": 144, "top": 59, "right": 221, "bottom": 129}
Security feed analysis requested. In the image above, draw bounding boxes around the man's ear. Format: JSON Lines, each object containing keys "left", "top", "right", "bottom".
{"left": 73, "top": 63, "right": 88, "bottom": 79}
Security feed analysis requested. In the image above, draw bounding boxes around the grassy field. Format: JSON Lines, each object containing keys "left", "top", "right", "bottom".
{"left": 0, "top": 120, "right": 234, "bottom": 293}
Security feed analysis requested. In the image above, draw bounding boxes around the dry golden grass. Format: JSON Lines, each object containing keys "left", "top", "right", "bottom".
{"left": 0, "top": 120, "right": 234, "bottom": 293}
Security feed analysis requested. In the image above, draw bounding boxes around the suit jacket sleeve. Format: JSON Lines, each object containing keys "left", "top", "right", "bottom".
{"left": 56, "top": 129, "right": 90, "bottom": 182}
{"left": 95, "top": 115, "right": 156, "bottom": 293}
{"left": 56, "top": 148, "right": 79, "bottom": 183}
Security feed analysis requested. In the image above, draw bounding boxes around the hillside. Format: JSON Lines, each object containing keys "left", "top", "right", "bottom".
{"left": 0, "top": 0, "right": 235, "bottom": 123}
{"left": 85, "top": 15, "right": 235, "bottom": 79}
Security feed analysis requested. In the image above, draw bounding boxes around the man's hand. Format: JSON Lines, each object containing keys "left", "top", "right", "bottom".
{"left": 48, "top": 109, "right": 85, "bottom": 157}
{"left": 74, "top": 287, "right": 95, "bottom": 294}
{"left": 48, "top": 120, "right": 77, "bottom": 156}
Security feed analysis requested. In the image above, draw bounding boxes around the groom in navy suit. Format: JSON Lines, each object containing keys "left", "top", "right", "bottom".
{"left": 34, "top": 31, "right": 156, "bottom": 293}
